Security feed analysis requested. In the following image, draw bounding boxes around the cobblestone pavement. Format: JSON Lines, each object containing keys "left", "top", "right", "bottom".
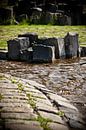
{"left": 0, "top": 73, "right": 86, "bottom": 130}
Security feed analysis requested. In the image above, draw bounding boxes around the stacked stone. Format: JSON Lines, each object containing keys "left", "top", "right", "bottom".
{"left": 8, "top": 33, "right": 38, "bottom": 62}
{"left": 36, "top": 37, "right": 66, "bottom": 59}
{"left": 33, "top": 44, "right": 55, "bottom": 62}
{"left": 37, "top": 37, "right": 59, "bottom": 59}
{"left": 18, "top": 32, "right": 38, "bottom": 45}
{"left": 8, "top": 37, "right": 30, "bottom": 60}
{"left": 18, "top": 33, "right": 38, "bottom": 62}
{"left": 6, "top": 32, "right": 80, "bottom": 63}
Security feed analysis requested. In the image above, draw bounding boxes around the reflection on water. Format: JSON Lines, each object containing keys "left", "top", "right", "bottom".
{"left": 0, "top": 57, "right": 86, "bottom": 117}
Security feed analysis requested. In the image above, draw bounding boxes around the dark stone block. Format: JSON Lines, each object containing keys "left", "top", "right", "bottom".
{"left": 37, "top": 37, "right": 59, "bottom": 59}
{"left": 81, "top": 47, "right": 86, "bottom": 57}
{"left": 18, "top": 32, "right": 38, "bottom": 45}
{"left": 64, "top": 32, "right": 79, "bottom": 58}
{"left": 33, "top": 44, "right": 55, "bottom": 63}
{"left": 0, "top": 50, "right": 8, "bottom": 60}
{"left": 20, "top": 48, "right": 33, "bottom": 62}
{"left": 8, "top": 37, "right": 30, "bottom": 60}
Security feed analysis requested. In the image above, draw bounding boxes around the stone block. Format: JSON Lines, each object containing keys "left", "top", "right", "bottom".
{"left": 8, "top": 37, "right": 30, "bottom": 60}
{"left": 0, "top": 50, "right": 8, "bottom": 60}
{"left": 1, "top": 112, "right": 36, "bottom": 120}
{"left": 30, "top": 8, "right": 42, "bottom": 25}
{"left": 81, "top": 47, "right": 86, "bottom": 57}
{"left": 47, "top": 93, "right": 78, "bottom": 110}
{"left": 57, "top": 38, "right": 66, "bottom": 59}
{"left": 20, "top": 48, "right": 33, "bottom": 62}
{"left": 69, "top": 119, "right": 86, "bottom": 130}
{"left": 48, "top": 123, "right": 69, "bottom": 130}
{"left": 64, "top": 32, "right": 79, "bottom": 58}
{"left": 41, "top": 12, "right": 58, "bottom": 25}
{"left": 38, "top": 111, "right": 65, "bottom": 124}
{"left": 18, "top": 32, "right": 38, "bottom": 45}
{"left": 37, "top": 37, "right": 59, "bottom": 59}
{"left": 33, "top": 44, "right": 55, "bottom": 63}
{"left": 5, "top": 121, "right": 43, "bottom": 130}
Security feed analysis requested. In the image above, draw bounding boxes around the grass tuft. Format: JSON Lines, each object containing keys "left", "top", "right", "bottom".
{"left": 36, "top": 115, "right": 52, "bottom": 130}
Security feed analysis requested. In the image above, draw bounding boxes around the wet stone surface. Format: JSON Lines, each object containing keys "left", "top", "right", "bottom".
{"left": 0, "top": 57, "right": 86, "bottom": 130}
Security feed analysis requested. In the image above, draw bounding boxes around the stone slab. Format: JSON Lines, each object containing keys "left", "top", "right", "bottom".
{"left": 1, "top": 112, "right": 36, "bottom": 120}
{"left": 8, "top": 37, "right": 30, "bottom": 60}
{"left": 48, "top": 93, "right": 78, "bottom": 110}
{"left": 1, "top": 98, "right": 27, "bottom": 103}
{"left": 48, "top": 123, "right": 69, "bottom": 130}
{"left": 18, "top": 32, "right": 38, "bottom": 45}
{"left": 36, "top": 102, "right": 58, "bottom": 114}
{"left": 69, "top": 119, "right": 86, "bottom": 130}
{"left": 81, "top": 47, "right": 86, "bottom": 57}
{"left": 33, "top": 44, "right": 55, "bottom": 63}
{"left": 5, "top": 121, "right": 43, "bottom": 130}
{"left": 0, "top": 83, "right": 18, "bottom": 89}
{"left": 20, "top": 49, "right": 33, "bottom": 62}
{"left": 57, "top": 38, "right": 66, "bottom": 59}
{"left": 0, "top": 102, "right": 31, "bottom": 107}
{"left": 37, "top": 37, "right": 59, "bottom": 59}
{"left": 0, "top": 50, "right": 8, "bottom": 60}
{"left": 64, "top": 32, "right": 79, "bottom": 58}
{"left": 1, "top": 106, "right": 33, "bottom": 113}
{"left": 35, "top": 97, "right": 52, "bottom": 106}
{"left": 38, "top": 111, "right": 65, "bottom": 125}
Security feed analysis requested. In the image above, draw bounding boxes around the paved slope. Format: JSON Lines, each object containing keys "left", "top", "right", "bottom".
{"left": 0, "top": 73, "right": 85, "bottom": 130}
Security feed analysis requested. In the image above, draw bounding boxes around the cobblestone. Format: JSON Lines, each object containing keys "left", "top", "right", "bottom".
{"left": 0, "top": 73, "right": 85, "bottom": 130}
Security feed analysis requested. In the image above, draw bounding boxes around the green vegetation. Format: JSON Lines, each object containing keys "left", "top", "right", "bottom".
{"left": 0, "top": 75, "right": 4, "bottom": 80}
{"left": 0, "top": 25, "right": 86, "bottom": 49}
{"left": 0, "top": 93, "right": 4, "bottom": 101}
{"left": 9, "top": 77, "right": 36, "bottom": 109}
{"left": 36, "top": 115, "right": 52, "bottom": 130}
{"left": 57, "top": 111, "right": 65, "bottom": 117}
{"left": 11, "top": 78, "right": 17, "bottom": 84}
{"left": 26, "top": 93, "right": 36, "bottom": 109}
{"left": 17, "top": 82, "right": 24, "bottom": 91}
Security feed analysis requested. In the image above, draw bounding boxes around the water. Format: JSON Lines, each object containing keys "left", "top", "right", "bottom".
{"left": 0, "top": 57, "right": 86, "bottom": 118}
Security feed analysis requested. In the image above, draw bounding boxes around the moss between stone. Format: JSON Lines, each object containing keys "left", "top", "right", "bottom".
{"left": 57, "top": 111, "right": 65, "bottom": 117}
{"left": 0, "top": 75, "right": 5, "bottom": 80}
{"left": 0, "top": 93, "right": 4, "bottom": 101}
{"left": 7, "top": 76, "right": 53, "bottom": 130}
{"left": 26, "top": 93, "right": 36, "bottom": 109}
{"left": 17, "top": 82, "right": 24, "bottom": 92}
{"left": 10, "top": 78, "right": 17, "bottom": 84}
{"left": 36, "top": 115, "right": 52, "bottom": 130}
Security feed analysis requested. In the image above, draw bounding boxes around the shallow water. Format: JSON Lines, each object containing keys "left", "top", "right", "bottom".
{"left": 0, "top": 57, "right": 86, "bottom": 118}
